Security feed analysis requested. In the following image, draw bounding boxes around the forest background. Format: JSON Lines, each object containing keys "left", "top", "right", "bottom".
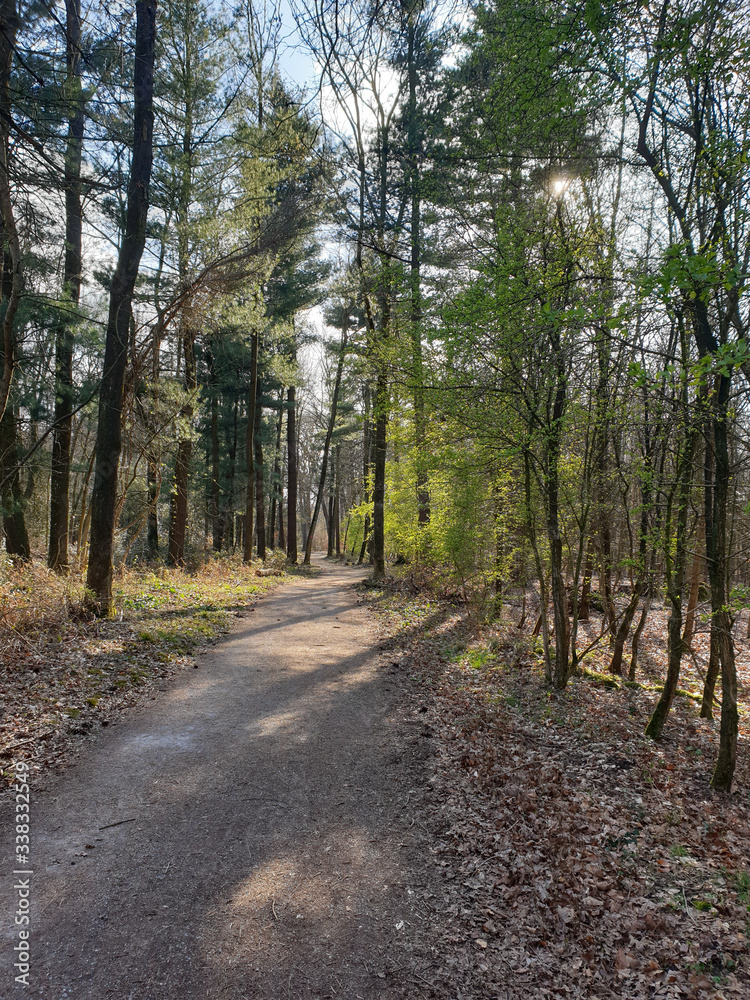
{"left": 0, "top": 0, "right": 749, "bottom": 799}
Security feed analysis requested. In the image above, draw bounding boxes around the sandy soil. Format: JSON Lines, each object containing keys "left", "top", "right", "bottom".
{"left": 1, "top": 557, "right": 439, "bottom": 1000}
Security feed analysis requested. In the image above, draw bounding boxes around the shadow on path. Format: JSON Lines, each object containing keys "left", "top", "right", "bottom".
{"left": 1, "top": 557, "right": 438, "bottom": 1000}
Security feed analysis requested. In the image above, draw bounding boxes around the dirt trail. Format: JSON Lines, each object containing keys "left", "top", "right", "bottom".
{"left": 2, "top": 558, "right": 436, "bottom": 999}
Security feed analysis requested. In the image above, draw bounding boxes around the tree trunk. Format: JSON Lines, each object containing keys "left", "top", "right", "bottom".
{"left": 222, "top": 399, "right": 237, "bottom": 550}
{"left": 304, "top": 324, "right": 348, "bottom": 565}
{"left": 406, "top": 20, "right": 429, "bottom": 532}
{"left": 644, "top": 598, "right": 684, "bottom": 740}
{"left": 371, "top": 370, "right": 388, "bottom": 579}
{"left": 610, "top": 585, "right": 642, "bottom": 677}
{"left": 167, "top": 330, "right": 195, "bottom": 565}
{"left": 254, "top": 392, "right": 266, "bottom": 561}
{"left": 0, "top": 0, "right": 23, "bottom": 422}
{"left": 166, "top": 16, "right": 196, "bottom": 565}
{"left": 681, "top": 518, "right": 704, "bottom": 650}
{"left": 325, "top": 472, "right": 334, "bottom": 558}
{"left": 49, "top": 0, "right": 84, "bottom": 572}
{"left": 86, "top": 0, "right": 156, "bottom": 613}
{"left": 74, "top": 441, "right": 96, "bottom": 559}
{"left": 147, "top": 457, "right": 160, "bottom": 556}
{"left": 278, "top": 445, "right": 286, "bottom": 552}
{"left": 578, "top": 546, "right": 593, "bottom": 619}
{"left": 243, "top": 332, "right": 258, "bottom": 562}
{"left": 145, "top": 313, "right": 163, "bottom": 558}
{"left": 334, "top": 443, "right": 341, "bottom": 557}
{"left": 708, "top": 373, "right": 738, "bottom": 790}
{"left": 611, "top": 442, "right": 652, "bottom": 675}
{"left": 700, "top": 625, "right": 720, "bottom": 719}
{"left": 548, "top": 352, "right": 568, "bottom": 689}
{"left": 629, "top": 589, "right": 651, "bottom": 681}
{"left": 0, "top": 406, "right": 29, "bottom": 558}
{"left": 358, "top": 383, "right": 372, "bottom": 565}
{"left": 269, "top": 394, "right": 283, "bottom": 548}
{"left": 524, "top": 449, "right": 551, "bottom": 678}
{"left": 286, "top": 383, "right": 297, "bottom": 563}
{"left": 599, "top": 523, "right": 617, "bottom": 641}
{"left": 208, "top": 349, "right": 221, "bottom": 550}
{"left": 646, "top": 372, "right": 696, "bottom": 740}
{"left": 147, "top": 323, "right": 162, "bottom": 560}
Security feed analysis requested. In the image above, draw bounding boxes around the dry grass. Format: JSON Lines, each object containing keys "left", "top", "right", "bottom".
{"left": 0, "top": 556, "right": 89, "bottom": 642}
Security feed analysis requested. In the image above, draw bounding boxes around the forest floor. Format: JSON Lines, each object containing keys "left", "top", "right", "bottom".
{"left": 1, "top": 554, "right": 749, "bottom": 999}
{"left": 0, "top": 552, "right": 287, "bottom": 784}
{"left": 363, "top": 580, "right": 750, "bottom": 999}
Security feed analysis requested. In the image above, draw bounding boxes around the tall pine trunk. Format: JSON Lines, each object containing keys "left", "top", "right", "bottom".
{"left": 286, "top": 382, "right": 298, "bottom": 564}
{"left": 406, "top": 20, "right": 429, "bottom": 532}
{"left": 166, "top": 40, "right": 195, "bottom": 566}
{"left": 49, "top": 0, "right": 84, "bottom": 572}
{"left": 243, "top": 332, "right": 258, "bottom": 562}
{"left": 86, "top": 0, "right": 156, "bottom": 612}
{"left": 371, "top": 369, "right": 388, "bottom": 579}
{"left": 0, "top": 0, "right": 22, "bottom": 422}
{"left": 358, "top": 383, "right": 372, "bottom": 565}
{"left": 269, "top": 394, "right": 283, "bottom": 548}
{"left": 225, "top": 400, "right": 238, "bottom": 549}
{"left": 207, "top": 346, "right": 222, "bottom": 550}
{"left": 167, "top": 329, "right": 195, "bottom": 565}
{"left": 334, "top": 443, "right": 341, "bottom": 557}
{"left": 254, "top": 392, "right": 266, "bottom": 561}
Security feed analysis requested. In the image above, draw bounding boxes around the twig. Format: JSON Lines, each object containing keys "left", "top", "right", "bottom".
{"left": 409, "top": 970, "right": 438, "bottom": 989}
{"left": 683, "top": 886, "right": 696, "bottom": 922}
{"left": 3, "top": 621, "right": 35, "bottom": 649}
{"left": 98, "top": 817, "right": 137, "bottom": 830}
{"left": 1, "top": 736, "right": 38, "bottom": 753}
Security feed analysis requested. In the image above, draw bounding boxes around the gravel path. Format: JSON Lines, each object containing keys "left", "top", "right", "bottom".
{"left": 1, "top": 558, "right": 436, "bottom": 999}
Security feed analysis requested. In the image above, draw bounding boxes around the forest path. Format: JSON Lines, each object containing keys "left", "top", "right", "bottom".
{"left": 2, "top": 556, "right": 436, "bottom": 999}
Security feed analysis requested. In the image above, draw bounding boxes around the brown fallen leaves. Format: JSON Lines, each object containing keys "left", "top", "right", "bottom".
{"left": 367, "top": 589, "right": 750, "bottom": 1000}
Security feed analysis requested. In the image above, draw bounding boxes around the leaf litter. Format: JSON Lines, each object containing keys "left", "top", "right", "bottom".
{"left": 365, "top": 587, "right": 750, "bottom": 1000}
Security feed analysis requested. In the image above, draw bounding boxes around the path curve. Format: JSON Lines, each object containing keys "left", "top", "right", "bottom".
{"left": 2, "top": 557, "right": 435, "bottom": 999}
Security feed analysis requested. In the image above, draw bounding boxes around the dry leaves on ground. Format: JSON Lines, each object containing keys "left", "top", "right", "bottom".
{"left": 367, "top": 588, "right": 750, "bottom": 1000}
